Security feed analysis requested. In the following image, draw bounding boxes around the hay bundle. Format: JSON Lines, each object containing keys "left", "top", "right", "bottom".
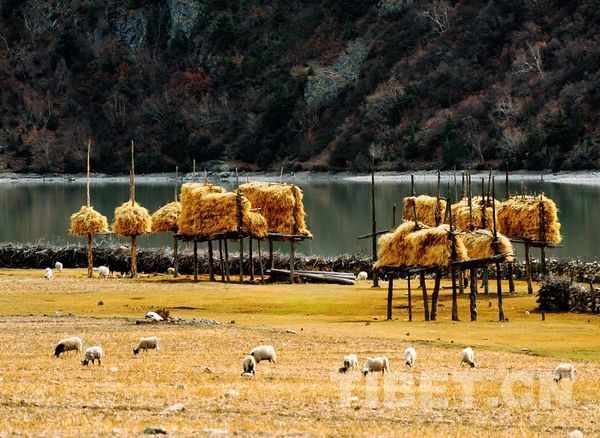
{"left": 497, "top": 196, "right": 561, "bottom": 243}
{"left": 402, "top": 195, "right": 447, "bottom": 227}
{"left": 450, "top": 197, "right": 501, "bottom": 231}
{"left": 179, "top": 191, "right": 268, "bottom": 238}
{"left": 151, "top": 201, "right": 181, "bottom": 233}
{"left": 238, "top": 182, "right": 311, "bottom": 236}
{"left": 460, "top": 229, "right": 514, "bottom": 263}
{"left": 112, "top": 201, "right": 152, "bottom": 237}
{"left": 178, "top": 183, "right": 226, "bottom": 235}
{"left": 375, "top": 222, "right": 468, "bottom": 269}
{"left": 69, "top": 206, "right": 109, "bottom": 236}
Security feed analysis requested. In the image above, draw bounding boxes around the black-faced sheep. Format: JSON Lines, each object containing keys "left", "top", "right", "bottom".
{"left": 54, "top": 337, "right": 83, "bottom": 357}
{"left": 363, "top": 357, "right": 389, "bottom": 376}
{"left": 404, "top": 347, "right": 417, "bottom": 368}
{"left": 242, "top": 355, "right": 256, "bottom": 375}
{"left": 553, "top": 363, "right": 575, "bottom": 382}
{"left": 81, "top": 346, "right": 103, "bottom": 366}
{"left": 461, "top": 347, "right": 476, "bottom": 368}
{"left": 133, "top": 337, "right": 160, "bottom": 355}
{"left": 339, "top": 354, "right": 359, "bottom": 373}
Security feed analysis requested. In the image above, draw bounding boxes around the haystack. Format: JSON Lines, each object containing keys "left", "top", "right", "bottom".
{"left": 70, "top": 206, "right": 109, "bottom": 236}
{"left": 460, "top": 229, "right": 514, "bottom": 263}
{"left": 450, "top": 196, "right": 501, "bottom": 231}
{"left": 375, "top": 222, "right": 468, "bottom": 269}
{"left": 112, "top": 201, "right": 152, "bottom": 237}
{"left": 497, "top": 196, "right": 561, "bottom": 244}
{"left": 178, "top": 191, "right": 268, "bottom": 238}
{"left": 151, "top": 201, "right": 181, "bottom": 233}
{"left": 402, "top": 195, "right": 447, "bottom": 227}
{"left": 238, "top": 182, "right": 311, "bottom": 236}
{"left": 178, "top": 183, "right": 226, "bottom": 236}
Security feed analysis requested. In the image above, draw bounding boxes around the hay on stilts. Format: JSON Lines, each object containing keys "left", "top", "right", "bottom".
{"left": 450, "top": 196, "right": 501, "bottom": 231}
{"left": 402, "top": 195, "right": 447, "bottom": 227}
{"left": 112, "top": 201, "right": 152, "bottom": 237}
{"left": 460, "top": 229, "right": 514, "bottom": 262}
{"left": 151, "top": 201, "right": 181, "bottom": 233}
{"left": 177, "top": 183, "right": 226, "bottom": 236}
{"left": 374, "top": 222, "right": 468, "bottom": 269}
{"left": 238, "top": 182, "right": 311, "bottom": 236}
{"left": 497, "top": 195, "right": 561, "bottom": 243}
{"left": 178, "top": 191, "right": 268, "bottom": 238}
{"left": 70, "top": 206, "right": 109, "bottom": 236}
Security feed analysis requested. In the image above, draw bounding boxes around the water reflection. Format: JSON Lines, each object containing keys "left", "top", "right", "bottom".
{"left": 0, "top": 176, "right": 597, "bottom": 260}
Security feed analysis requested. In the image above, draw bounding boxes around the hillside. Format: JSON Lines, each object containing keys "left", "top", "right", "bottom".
{"left": 0, "top": 0, "right": 598, "bottom": 174}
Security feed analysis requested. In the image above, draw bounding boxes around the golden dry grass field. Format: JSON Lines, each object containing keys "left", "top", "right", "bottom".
{"left": 0, "top": 269, "right": 598, "bottom": 437}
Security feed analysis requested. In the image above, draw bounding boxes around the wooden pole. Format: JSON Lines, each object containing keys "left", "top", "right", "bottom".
{"left": 174, "top": 166, "right": 178, "bottom": 202}
{"left": 411, "top": 174, "right": 415, "bottom": 196}
{"left": 131, "top": 235, "right": 137, "bottom": 278}
{"left": 290, "top": 240, "right": 296, "bottom": 284}
{"left": 392, "top": 203, "right": 396, "bottom": 228}
{"left": 224, "top": 239, "right": 230, "bottom": 282}
{"left": 469, "top": 268, "right": 478, "bottom": 321}
{"left": 387, "top": 274, "right": 393, "bottom": 320}
{"left": 430, "top": 270, "right": 442, "bottom": 321}
{"left": 539, "top": 180, "right": 547, "bottom": 276}
{"left": 258, "top": 239, "right": 264, "bottom": 283}
{"left": 208, "top": 240, "right": 215, "bottom": 281}
{"left": 193, "top": 240, "right": 198, "bottom": 282}
{"left": 435, "top": 170, "right": 441, "bottom": 226}
{"left": 371, "top": 153, "right": 379, "bottom": 288}
{"left": 249, "top": 238, "right": 254, "bottom": 281}
{"left": 449, "top": 183, "right": 459, "bottom": 321}
{"left": 239, "top": 238, "right": 244, "bottom": 283}
{"left": 453, "top": 166, "right": 458, "bottom": 204}
{"left": 87, "top": 234, "right": 93, "bottom": 279}
{"left": 508, "top": 263, "right": 515, "bottom": 294}
{"left": 219, "top": 239, "right": 225, "bottom": 282}
{"left": 129, "top": 140, "right": 137, "bottom": 278}
{"left": 505, "top": 161, "right": 510, "bottom": 200}
{"left": 458, "top": 270, "right": 465, "bottom": 295}
{"left": 483, "top": 267, "right": 489, "bottom": 295}
{"left": 407, "top": 274, "right": 413, "bottom": 322}
{"left": 491, "top": 176, "right": 505, "bottom": 321}
{"left": 420, "top": 272, "right": 430, "bottom": 321}
{"left": 173, "top": 236, "right": 178, "bottom": 276}
{"left": 525, "top": 243, "right": 533, "bottom": 295}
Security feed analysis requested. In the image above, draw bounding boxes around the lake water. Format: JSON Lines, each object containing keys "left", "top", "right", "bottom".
{"left": 0, "top": 173, "right": 598, "bottom": 260}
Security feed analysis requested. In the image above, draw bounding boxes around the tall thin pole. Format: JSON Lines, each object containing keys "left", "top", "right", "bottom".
{"left": 174, "top": 166, "right": 178, "bottom": 202}
{"left": 130, "top": 140, "right": 137, "bottom": 278}
{"left": 86, "top": 139, "right": 93, "bottom": 279}
{"left": 371, "top": 153, "right": 379, "bottom": 288}
{"left": 492, "top": 177, "right": 505, "bottom": 321}
{"left": 449, "top": 183, "right": 459, "bottom": 321}
{"left": 86, "top": 139, "right": 91, "bottom": 208}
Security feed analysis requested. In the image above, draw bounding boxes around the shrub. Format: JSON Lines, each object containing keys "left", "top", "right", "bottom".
{"left": 536, "top": 276, "right": 585, "bottom": 311}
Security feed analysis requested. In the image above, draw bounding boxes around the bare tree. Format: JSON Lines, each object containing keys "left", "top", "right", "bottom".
{"left": 421, "top": 0, "right": 450, "bottom": 34}
{"left": 514, "top": 41, "right": 544, "bottom": 75}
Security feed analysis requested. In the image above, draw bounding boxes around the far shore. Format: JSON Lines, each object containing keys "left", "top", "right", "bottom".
{"left": 1, "top": 170, "right": 600, "bottom": 185}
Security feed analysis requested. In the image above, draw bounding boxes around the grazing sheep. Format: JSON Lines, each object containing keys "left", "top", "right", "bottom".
{"left": 145, "top": 311, "right": 164, "bottom": 322}
{"left": 339, "top": 354, "right": 359, "bottom": 373}
{"left": 566, "top": 430, "right": 583, "bottom": 438}
{"left": 250, "top": 345, "right": 277, "bottom": 363}
{"left": 167, "top": 267, "right": 176, "bottom": 276}
{"left": 356, "top": 271, "right": 368, "bottom": 281}
{"left": 461, "top": 347, "right": 476, "bottom": 368}
{"left": 553, "top": 363, "right": 575, "bottom": 382}
{"left": 404, "top": 347, "right": 417, "bottom": 368}
{"left": 54, "top": 261, "right": 63, "bottom": 272}
{"left": 81, "top": 346, "right": 103, "bottom": 366}
{"left": 54, "top": 337, "right": 83, "bottom": 357}
{"left": 362, "top": 357, "right": 389, "bottom": 376}
{"left": 133, "top": 336, "right": 160, "bottom": 355}
{"left": 242, "top": 355, "right": 257, "bottom": 375}
{"left": 44, "top": 268, "right": 53, "bottom": 280}
{"left": 93, "top": 266, "right": 110, "bottom": 278}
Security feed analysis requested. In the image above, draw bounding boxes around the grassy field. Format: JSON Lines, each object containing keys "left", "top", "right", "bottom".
{"left": 0, "top": 269, "right": 598, "bottom": 436}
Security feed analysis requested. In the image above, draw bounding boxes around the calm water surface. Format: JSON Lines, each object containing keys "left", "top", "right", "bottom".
{"left": 0, "top": 175, "right": 598, "bottom": 260}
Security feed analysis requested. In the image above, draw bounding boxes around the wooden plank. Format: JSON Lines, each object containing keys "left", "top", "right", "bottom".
{"left": 358, "top": 230, "right": 392, "bottom": 240}
{"left": 269, "top": 269, "right": 355, "bottom": 285}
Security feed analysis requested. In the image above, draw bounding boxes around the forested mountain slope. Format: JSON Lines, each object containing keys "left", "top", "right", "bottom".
{"left": 0, "top": 0, "right": 597, "bottom": 173}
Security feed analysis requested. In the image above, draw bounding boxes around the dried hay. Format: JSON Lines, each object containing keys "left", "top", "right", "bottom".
{"left": 112, "top": 201, "right": 152, "bottom": 237}
{"left": 178, "top": 183, "right": 226, "bottom": 236}
{"left": 497, "top": 195, "right": 561, "bottom": 244}
{"left": 178, "top": 191, "right": 268, "bottom": 238}
{"left": 402, "top": 195, "right": 446, "bottom": 227}
{"left": 460, "top": 229, "right": 514, "bottom": 263}
{"left": 69, "top": 206, "right": 109, "bottom": 236}
{"left": 375, "top": 222, "right": 468, "bottom": 269}
{"left": 151, "top": 201, "right": 181, "bottom": 233}
{"left": 450, "top": 197, "right": 501, "bottom": 231}
{"left": 238, "top": 182, "right": 311, "bottom": 236}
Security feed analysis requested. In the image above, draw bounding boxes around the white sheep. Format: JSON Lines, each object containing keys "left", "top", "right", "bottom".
{"left": 362, "top": 357, "right": 389, "bottom": 376}
{"left": 145, "top": 311, "right": 164, "bottom": 322}
{"left": 339, "top": 354, "right": 359, "bottom": 373}
{"left": 553, "top": 363, "right": 575, "bottom": 382}
{"left": 242, "top": 355, "right": 257, "bottom": 375}
{"left": 54, "top": 336, "right": 83, "bottom": 357}
{"left": 81, "top": 346, "right": 103, "bottom": 366}
{"left": 54, "top": 261, "right": 63, "bottom": 272}
{"left": 461, "top": 347, "right": 476, "bottom": 368}
{"left": 404, "top": 346, "right": 417, "bottom": 368}
{"left": 133, "top": 336, "right": 160, "bottom": 355}
{"left": 167, "top": 267, "right": 176, "bottom": 276}
{"left": 93, "top": 266, "right": 110, "bottom": 278}
{"left": 250, "top": 345, "right": 277, "bottom": 363}
{"left": 356, "top": 271, "right": 368, "bottom": 281}
{"left": 566, "top": 430, "right": 584, "bottom": 438}
{"left": 44, "top": 267, "right": 53, "bottom": 280}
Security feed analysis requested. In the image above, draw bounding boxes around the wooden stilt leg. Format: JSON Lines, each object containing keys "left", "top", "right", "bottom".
{"left": 249, "top": 238, "right": 254, "bottom": 282}
{"left": 173, "top": 236, "right": 179, "bottom": 276}
{"left": 420, "top": 272, "right": 430, "bottom": 321}
{"left": 496, "top": 262, "right": 505, "bottom": 321}
{"left": 218, "top": 239, "right": 225, "bottom": 282}
{"left": 224, "top": 239, "right": 230, "bottom": 283}
{"left": 407, "top": 275, "right": 413, "bottom": 322}
{"left": 131, "top": 236, "right": 137, "bottom": 278}
{"left": 430, "top": 270, "right": 442, "bottom": 321}
{"left": 483, "top": 267, "right": 489, "bottom": 295}
{"left": 469, "top": 268, "right": 478, "bottom": 321}
{"left": 257, "top": 240, "right": 264, "bottom": 283}
{"left": 239, "top": 237, "right": 244, "bottom": 284}
{"left": 208, "top": 240, "right": 215, "bottom": 282}
{"left": 525, "top": 243, "right": 533, "bottom": 295}
{"left": 290, "top": 240, "right": 295, "bottom": 284}
{"left": 451, "top": 267, "right": 459, "bottom": 321}
{"left": 387, "top": 275, "right": 393, "bottom": 321}
{"left": 87, "top": 234, "right": 93, "bottom": 279}
{"left": 540, "top": 246, "right": 547, "bottom": 277}
{"left": 508, "top": 263, "right": 515, "bottom": 294}
{"left": 458, "top": 270, "right": 465, "bottom": 294}
{"left": 193, "top": 241, "right": 198, "bottom": 282}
